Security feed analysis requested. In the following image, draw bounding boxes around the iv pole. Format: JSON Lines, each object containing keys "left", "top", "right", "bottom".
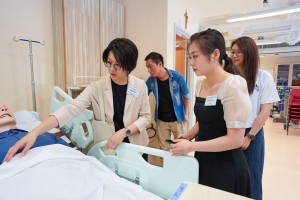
{"left": 13, "top": 37, "right": 45, "bottom": 112}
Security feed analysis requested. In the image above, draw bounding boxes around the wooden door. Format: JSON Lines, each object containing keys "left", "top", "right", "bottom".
{"left": 175, "top": 35, "right": 187, "bottom": 79}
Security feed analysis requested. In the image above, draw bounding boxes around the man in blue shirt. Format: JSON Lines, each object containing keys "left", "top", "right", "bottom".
{"left": 145, "top": 52, "right": 190, "bottom": 153}
{"left": 0, "top": 102, "right": 70, "bottom": 164}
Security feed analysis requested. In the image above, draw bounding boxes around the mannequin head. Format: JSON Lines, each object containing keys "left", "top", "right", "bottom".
{"left": 0, "top": 103, "right": 16, "bottom": 133}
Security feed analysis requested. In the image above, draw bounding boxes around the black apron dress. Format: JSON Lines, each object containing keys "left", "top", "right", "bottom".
{"left": 194, "top": 97, "right": 252, "bottom": 198}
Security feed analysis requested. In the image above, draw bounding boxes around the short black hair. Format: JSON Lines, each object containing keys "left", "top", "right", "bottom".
{"left": 144, "top": 52, "right": 164, "bottom": 66}
{"left": 102, "top": 38, "right": 138, "bottom": 74}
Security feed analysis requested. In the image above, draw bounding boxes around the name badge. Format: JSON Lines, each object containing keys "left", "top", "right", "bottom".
{"left": 204, "top": 95, "right": 217, "bottom": 106}
{"left": 127, "top": 86, "right": 140, "bottom": 98}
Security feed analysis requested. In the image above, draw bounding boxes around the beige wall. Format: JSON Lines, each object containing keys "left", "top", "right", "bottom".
{"left": 166, "top": 0, "right": 198, "bottom": 70}
{"left": 122, "top": 0, "right": 168, "bottom": 79}
{"left": 0, "top": 0, "right": 54, "bottom": 120}
{"left": 123, "top": 0, "right": 199, "bottom": 77}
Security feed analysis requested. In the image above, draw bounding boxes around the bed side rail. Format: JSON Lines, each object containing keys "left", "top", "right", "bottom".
{"left": 50, "top": 86, "right": 94, "bottom": 148}
{"left": 88, "top": 141, "right": 199, "bottom": 199}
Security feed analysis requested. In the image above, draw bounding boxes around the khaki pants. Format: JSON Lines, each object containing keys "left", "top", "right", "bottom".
{"left": 156, "top": 120, "right": 187, "bottom": 151}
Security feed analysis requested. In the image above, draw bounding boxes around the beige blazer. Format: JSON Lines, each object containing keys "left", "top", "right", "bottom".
{"left": 52, "top": 74, "right": 150, "bottom": 147}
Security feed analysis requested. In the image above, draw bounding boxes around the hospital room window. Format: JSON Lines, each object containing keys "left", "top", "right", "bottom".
{"left": 276, "top": 64, "right": 290, "bottom": 87}
{"left": 291, "top": 64, "right": 300, "bottom": 86}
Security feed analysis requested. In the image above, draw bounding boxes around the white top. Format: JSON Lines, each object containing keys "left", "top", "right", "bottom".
{"left": 195, "top": 75, "right": 252, "bottom": 128}
{"left": 246, "top": 69, "right": 280, "bottom": 128}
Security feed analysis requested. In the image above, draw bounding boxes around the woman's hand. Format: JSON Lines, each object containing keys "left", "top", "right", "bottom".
{"left": 170, "top": 139, "right": 193, "bottom": 156}
{"left": 176, "top": 133, "right": 189, "bottom": 140}
{"left": 3, "top": 133, "right": 38, "bottom": 163}
{"left": 242, "top": 136, "right": 251, "bottom": 150}
{"left": 104, "top": 129, "right": 126, "bottom": 150}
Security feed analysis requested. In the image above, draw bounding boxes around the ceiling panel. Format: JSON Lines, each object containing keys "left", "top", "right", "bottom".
{"left": 182, "top": 0, "right": 262, "bottom": 18}
{"left": 185, "top": 0, "right": 300, "bottom": 56}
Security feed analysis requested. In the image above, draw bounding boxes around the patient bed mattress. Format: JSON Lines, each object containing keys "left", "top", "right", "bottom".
{"left": 0, "top": 144, "right": 162, "bottom": 200}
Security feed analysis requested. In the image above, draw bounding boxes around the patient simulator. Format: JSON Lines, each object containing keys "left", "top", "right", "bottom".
{"left": 0, "top": 103, "right": 161, "bottom": 199}
{"left": 0, "top": 87, "right": 199, "bottom": 200}
{"left": 0, "top": 103, "right": 70, "bottom": 163}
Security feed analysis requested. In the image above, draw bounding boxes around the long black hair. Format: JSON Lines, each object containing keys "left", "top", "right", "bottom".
{"left": 231, "top": 37, "right": 259, "bottom": 94}
{"left": 189, "top": 28, "right": 239, "bottom": 75}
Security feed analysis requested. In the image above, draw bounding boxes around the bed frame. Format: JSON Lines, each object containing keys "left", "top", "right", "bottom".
{"left": 50, "top": 86, "right": 199, "bottom": 199}
{"left": 50, "top": 86, "right": 94, "bottom": 148}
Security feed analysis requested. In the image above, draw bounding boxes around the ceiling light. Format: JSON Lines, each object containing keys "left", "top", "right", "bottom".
{"left": 255, "top": 40, "right": 283, "bottom": 45}
{"left": 226, "top": 4, "right": 300, "bottom": 23}
{"left": 243, "top": 25, "right": 292, "bottom": 36}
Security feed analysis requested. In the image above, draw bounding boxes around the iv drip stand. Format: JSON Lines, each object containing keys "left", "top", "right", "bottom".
{"left": 13, "top": 37, "right": 45, "bottom": 112}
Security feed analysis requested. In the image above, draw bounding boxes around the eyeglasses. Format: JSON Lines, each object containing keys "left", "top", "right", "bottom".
{"left": 230, "top": 51, "right": 243, "bottom": 57}
{"left": 104, "top": 61, "right": 121, "bottom": 71}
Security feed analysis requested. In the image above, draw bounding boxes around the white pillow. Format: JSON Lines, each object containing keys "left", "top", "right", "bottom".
{"left": 13, "top": 110, "right": 42, "bottom": 132}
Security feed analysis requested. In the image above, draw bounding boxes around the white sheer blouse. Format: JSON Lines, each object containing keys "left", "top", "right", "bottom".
{"left": 195, "top": 75, "right": 252, "bottom": 128}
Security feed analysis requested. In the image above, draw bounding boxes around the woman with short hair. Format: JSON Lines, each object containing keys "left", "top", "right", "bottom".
{"left": 4, "top": 38, "right": 151, "bottom": 162}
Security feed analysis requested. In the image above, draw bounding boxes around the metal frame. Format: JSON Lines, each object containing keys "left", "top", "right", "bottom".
{"left": 13, "top": 37, "right": 45, "bottom": 111}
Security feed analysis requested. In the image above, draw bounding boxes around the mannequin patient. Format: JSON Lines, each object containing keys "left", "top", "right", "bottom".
{"left": 0, "top": 102, "right": 69, "bottom": 164}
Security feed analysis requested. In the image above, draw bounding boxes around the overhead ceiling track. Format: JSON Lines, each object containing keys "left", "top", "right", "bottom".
{"left": 243, "top": 25, "right": 293, "bottom": 36}
{"left": 258, "top": 45, "right": 300, "bottom": 53}
{"left": 205, "top": 16, "right": 300, "bottom": 37}
{"left": 261, "top": 51, "right": 300, "bottom": 54}
{"left": 226, "top": 4, "right": 300, "bottom": 22}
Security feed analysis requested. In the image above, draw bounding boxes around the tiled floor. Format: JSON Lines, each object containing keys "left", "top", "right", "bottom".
{"left": 263, "top": 116, "right": 300, "bottom": 200}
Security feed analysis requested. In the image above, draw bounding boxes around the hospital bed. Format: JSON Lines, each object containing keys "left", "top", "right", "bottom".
{"left": 5, "top": 86, "right": 199, "bottom": 200}
{"left": 0, "top": 144, "right": 161, "bottom": 200}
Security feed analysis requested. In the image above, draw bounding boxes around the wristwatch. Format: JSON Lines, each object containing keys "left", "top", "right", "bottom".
{"left": 246, "top": 133, "right": 256, "bottom": 140}
{"left": 125, "top": 128, "right": 131, "bottom": 137}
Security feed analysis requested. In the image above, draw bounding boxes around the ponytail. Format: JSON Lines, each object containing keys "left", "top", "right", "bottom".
{"left": 223, "top": 54, "right": 240, "bottom": 75}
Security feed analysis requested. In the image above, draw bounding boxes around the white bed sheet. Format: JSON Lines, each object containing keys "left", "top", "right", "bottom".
{"left": 0, "top": 144, "right": 162, "bottom": 200}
